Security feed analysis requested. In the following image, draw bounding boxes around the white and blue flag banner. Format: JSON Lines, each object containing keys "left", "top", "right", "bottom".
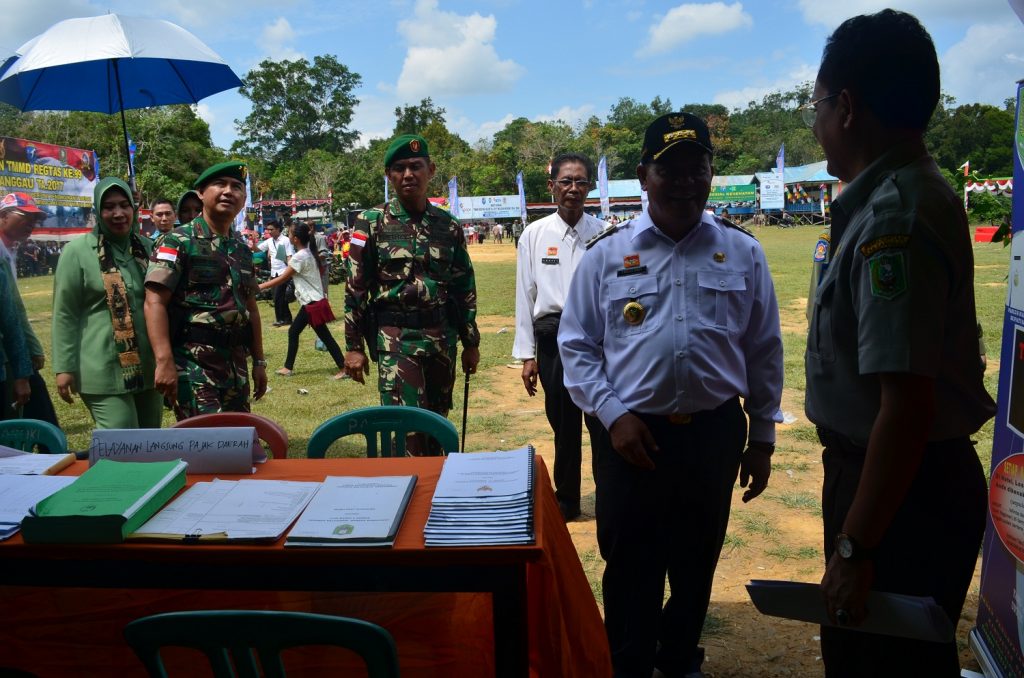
{"left": 598, "top": 155, "right": 610, "bottom": 218}
{"left": 448, "top": 176, "right": 460, "bottom": 219}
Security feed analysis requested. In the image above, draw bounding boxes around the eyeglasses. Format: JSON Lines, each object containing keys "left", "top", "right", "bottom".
{"left": 799, "top": 93, "right": 840, "bottom": 127}
{"left": 553, "top": 178, "right": 592, "bottom": 189}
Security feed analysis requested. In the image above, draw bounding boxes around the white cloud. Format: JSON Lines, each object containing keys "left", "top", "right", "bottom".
{"left": 351, "top": 93, "right": 398, "bottom": 147}
{"left": 941, "top": 22, "right": 1024, "bottom": 106}
{"left": 394, "top": 0, "right": 524, "bottom": 99}
{"left": 262, "top": 17, "right": 295, "bottom": 45}
{"left": 195, "top": 102, "right": 215, "bottom": 127}
{"left": 534, "top": 104, "right": 595, "bottom": 125}
{"left": 452, "top": 104, "right": 596, "bottom": 146}
{"left": 712, "top": 63, "right": 817, "bottom": 110}
{"left": 0, "top": 0, "right": 97, "bottom": 55}
{"left": 640, "top": 2, "right": 752, "bottom": 56}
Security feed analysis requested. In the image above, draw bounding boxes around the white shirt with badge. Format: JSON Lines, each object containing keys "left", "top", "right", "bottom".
{"left": 512, "top": 211, "right": 607, "bottom": 361}
{"left": 558, "top": 210, "right": 783, "bottom": 443}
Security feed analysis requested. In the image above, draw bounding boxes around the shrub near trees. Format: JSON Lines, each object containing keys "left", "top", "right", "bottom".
{"left": 0, "top": 53, "right": 1014, "bottom": 224}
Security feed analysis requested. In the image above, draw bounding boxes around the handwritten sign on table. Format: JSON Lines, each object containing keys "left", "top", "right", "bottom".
{"left": 88, "top": 428, "right": 266, "bottom": 474}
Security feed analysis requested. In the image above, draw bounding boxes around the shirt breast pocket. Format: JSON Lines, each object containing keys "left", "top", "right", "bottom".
{"left": 427, "top": 235, "right": 456, "bottom": 282}
{"left": 378, "top": 237, "right": 414, "bottom": 282}
{"left": 807, "top": 279, "right": 835, "bottom": 362}
{"left": 697, "top": 270, "right": 748, "bottom": 332}
{"left": 607, "top": 275, "right": 660, "bottom": 337}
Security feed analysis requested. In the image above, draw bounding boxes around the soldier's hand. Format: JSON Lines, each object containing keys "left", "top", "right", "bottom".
{"left": 252, "top": 364, "right": 268, "bottom": 401}
{"left": 739, "top": 442, "right": 773, "bottom": 503}
{"left": 609, "top": 413, "right": 657, "bottom": 470}
{"left": 55, "top": 373, "right": 77, "bottom": 404}
{"left": 12, "top": 377, "right": 30, "bottom": 408}
{"left": 521, "top": 359, "right": 538, "bottom": 396}
{"left": 462, "top": 345, "right": 480, "bottom": 375}
{"left": 345, "top": 350, "right": 369, "bottom": 385}
{"left": 31, "top": 354, "right": 45, "bottom": 371}
{"left": 154, "top": 359, "right": 178, "bottom": 405}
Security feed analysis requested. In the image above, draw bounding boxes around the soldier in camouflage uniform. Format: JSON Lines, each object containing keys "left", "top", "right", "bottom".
{"left": 145, "top": 161, "right": 268, "bottom": 421}
{"left": 344, "top": 134, "right": 480, "bottom": 454}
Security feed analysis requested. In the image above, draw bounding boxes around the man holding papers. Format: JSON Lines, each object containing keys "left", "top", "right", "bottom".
{"left": 803, "top": 10, "right": 994, "bottom": 676}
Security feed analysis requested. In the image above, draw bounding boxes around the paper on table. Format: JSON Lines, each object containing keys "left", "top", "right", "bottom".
{"left": 431, "top": 447, "right": 532, "bottom": 500}
{"left": 130, "top": 479, "right": 321, "bottom": 542}
{"left": 745, "top": 579, "right": 954, "bottom": 643}
{"left": 0, "top": 445, "right": 75, "bottom": 475}
{"left": 286, "top": 475, "right": 417, "bottom": 547}
{"left": 0, "top": 475, "right": 76, "bottom": 538}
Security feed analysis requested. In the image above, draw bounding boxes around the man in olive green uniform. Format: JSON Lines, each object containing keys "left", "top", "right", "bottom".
{"left": 144, "top": 161, "right": 268, "bottom": 421}
{"left": 803, "top": 11, "right": 994, "bottom": 676}
{"left": 344, "top": 134, "right": 480, "bottom": 453}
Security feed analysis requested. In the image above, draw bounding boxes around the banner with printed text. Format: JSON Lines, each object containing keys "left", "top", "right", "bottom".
{"left": 0, "top": 135, "right": 100, "bottom": 240}
{"left": 971, "top": 79, "right": 1024, "bottom": 678}
{"left": 708, "top": 184, "right": 756, "bottom": 204}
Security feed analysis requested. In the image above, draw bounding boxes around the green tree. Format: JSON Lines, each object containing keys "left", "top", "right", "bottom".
{"left": 233, "top": 55, "right": 361, "bottom": 164}
{"left": 393, "top": 98, "right": 447, "bottom": 136}
{"left": 927, "top": 102, "right": 1013, "bottom": 177}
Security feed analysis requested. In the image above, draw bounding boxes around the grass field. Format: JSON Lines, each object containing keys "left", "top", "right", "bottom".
{"left": 14, "top": 224, "right": 1008, "bottom": 462}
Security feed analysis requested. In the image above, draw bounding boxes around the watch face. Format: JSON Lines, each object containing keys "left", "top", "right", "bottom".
{"left": 837, "top": 535, "right": 854, "bottom": 559}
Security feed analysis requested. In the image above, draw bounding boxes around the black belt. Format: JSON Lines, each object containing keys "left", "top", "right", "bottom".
{"left": 376, "top": 307, "right": 446, "bottom": 329}
{"left": 533, "top": 312, "right": 561, "bottom": 337}
{"left": 183, "top": 323, "right": 252, "bottom": 349}
{"left": 635, "top": 396, "right": 740, "bottom": 427}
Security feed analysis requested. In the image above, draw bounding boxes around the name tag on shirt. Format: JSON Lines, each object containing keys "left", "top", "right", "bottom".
{"left": 617, "top": 265, "right": 648, "bottom": 277}
{"left": 541, "top": 257, "right": 559, "bottom": 265}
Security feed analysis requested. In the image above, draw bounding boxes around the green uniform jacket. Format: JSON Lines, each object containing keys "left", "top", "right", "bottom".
{"left": 1, "top": 256, "right": 43, "bottom": 358}
{"left": 0, "top": 258, "right": 32, "bottom": 382}
{"left": 51, "top": 231, "right": 155, "bottom": 395}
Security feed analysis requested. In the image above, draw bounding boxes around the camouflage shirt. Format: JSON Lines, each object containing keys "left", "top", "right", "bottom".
{"left": 145, "top": 216, "right": 258, "bottom": 328}
{"left": 345, "top": 198, "right": 480, "bottom": 357}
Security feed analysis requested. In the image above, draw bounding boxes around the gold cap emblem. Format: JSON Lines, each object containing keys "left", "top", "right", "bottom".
{"left": 667, "top": 115, "right": 685, "bottom": 129}
{"left": 410, "top": 139, "right": 421, "bottom": 152}
{"left": 623, "top": 301, "right": 646, "bottom": 326}
{"left": 713, "top": 252, "right": 725, "bottom": 262}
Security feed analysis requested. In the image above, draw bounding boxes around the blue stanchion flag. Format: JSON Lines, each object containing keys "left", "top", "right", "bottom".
{"left": 598, "top": 156, "right": 610, "bottom": 219}
{"left": 448, "top": 176, "right": 459, "bottom": 218}
{"left": 383, "top": 173, "right": 389, "bottom": 203}
{"left": 776, "top": 143, "right": 785, "bottom": 178}
{"left": 127, "top": 134, "right": 137, "bottom": 175}
{"left": 516, "top": 170, "right": 527, "bottom": 225}
{"left": 235, "top": 172, "right": 252, "bottom": 232}
{"left": 641, "top": 188, "right": 649, "bottom": 215}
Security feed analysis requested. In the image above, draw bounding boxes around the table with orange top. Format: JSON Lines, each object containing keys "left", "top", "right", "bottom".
{"left": 0, "top": 456, "right": 611, "bottom": 677}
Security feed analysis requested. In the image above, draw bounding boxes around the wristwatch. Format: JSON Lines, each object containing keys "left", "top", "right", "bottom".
{"left": 835, "top": 533, "right": 875, "bottom": 561}
{"left": 253, "top": 358, "right": 268, "bottom": 368}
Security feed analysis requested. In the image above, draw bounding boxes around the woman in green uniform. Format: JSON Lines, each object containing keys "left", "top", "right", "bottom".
{"left": 51, "top": 177, "right": 162, "bottom": 428}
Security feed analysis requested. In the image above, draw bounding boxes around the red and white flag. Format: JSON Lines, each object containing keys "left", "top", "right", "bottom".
{"left": 350, "top": 231, "right": 368, "bottom": 248}
{"left": 958, "top": 160, "right": 970, "bottom": 177}
{"left": 156, "top": 245, "right": 178, "bottom": 262}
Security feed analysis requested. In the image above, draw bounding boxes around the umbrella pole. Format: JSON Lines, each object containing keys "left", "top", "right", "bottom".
{"left": 112, "top": 60, "right": 136, "bottom": 194}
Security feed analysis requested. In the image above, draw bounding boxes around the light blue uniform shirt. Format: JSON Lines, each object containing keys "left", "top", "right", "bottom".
{"left": 558, "top": 210, "right": 783, "bottom": 443}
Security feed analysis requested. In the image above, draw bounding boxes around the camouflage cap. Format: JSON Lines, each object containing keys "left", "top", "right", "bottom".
{"left": 384, "top": 134, "right": 430, "bottom": 168}
{"left": 194, "top": 160, "right": 248, "bottom": 189}
{"left": 640, "top": 112, "right": 713, "bottom": 163}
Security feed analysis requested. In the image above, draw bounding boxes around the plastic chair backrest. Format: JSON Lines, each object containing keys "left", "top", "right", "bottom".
{"left": 307, "top": 406, "right": 459, "bottom": 458}
{"left": 170, "top": 412, "right": 289, "bottom": 459}
{"left": 123, "top": 610, "right": 400, "bottom": 678}
{"left": 0, "top": 419, "right": 67, "bottom": 453}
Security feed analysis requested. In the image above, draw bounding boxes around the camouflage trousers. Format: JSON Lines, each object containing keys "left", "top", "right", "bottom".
{"left": 173, "top": 342, "right": 250, "bottom": 421}
{"left": 377, "top": 348, "right": 456, "bottom": 416}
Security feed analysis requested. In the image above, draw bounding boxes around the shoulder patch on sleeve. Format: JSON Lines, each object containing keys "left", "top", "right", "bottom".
{"left": 720, "top": 217, "right": 756, "bottom": 239}
{"left": 859, "top": 234, "right": 910, "bottom": 257}
{"left": 586, "top": 223, "right": 619, "bottom": 250}
{"left": 868, "top": 251, "right": 907, "bottom": 300}
{"left": 361, "top": 209, "right": 382, "bottom": 220}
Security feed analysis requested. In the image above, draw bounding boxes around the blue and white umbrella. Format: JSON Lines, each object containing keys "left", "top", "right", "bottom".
{"left": 0, "top": 14, "right": 242, "bottom": 188}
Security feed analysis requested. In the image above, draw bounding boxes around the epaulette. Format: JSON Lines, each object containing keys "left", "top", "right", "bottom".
{"left": 720, "top": 216, "right": 756, "bottom": 239}
{"left": 586, "top": 223, "right": 619, "bottom": 250}
{"left": 361, "top": 208, "right": 382, "bottom": 220}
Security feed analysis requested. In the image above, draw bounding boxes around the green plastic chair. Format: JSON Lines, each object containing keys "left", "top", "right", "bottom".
{"left": 123, "top": 610, "right": 400, "bottom": 678}
{"left": 0, "top": 419, "right": 67, "bottom": 453}
{"left": 307, "top": 406, "right": 459, "bottom": 458}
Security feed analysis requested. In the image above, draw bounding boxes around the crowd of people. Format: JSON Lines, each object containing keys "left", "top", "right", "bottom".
{"left": 0, "top": 9, "right": 995, "bottom": 677}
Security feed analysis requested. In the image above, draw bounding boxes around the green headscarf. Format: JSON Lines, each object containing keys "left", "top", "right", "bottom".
{"left": 93, "top": 177, "right": 139, "bottom": 243}
{"left": 92, "top": 177, "right": 148, "bottom": 392}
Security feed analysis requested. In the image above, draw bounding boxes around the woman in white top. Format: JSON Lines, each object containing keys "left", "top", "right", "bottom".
{"left": 258, "top": 222, "right": 346, "bottom": 379}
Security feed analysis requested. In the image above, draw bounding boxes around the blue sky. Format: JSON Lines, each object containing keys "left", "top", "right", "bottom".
{"left": 2, "top": 0, "right": 1022, "bottom": 150}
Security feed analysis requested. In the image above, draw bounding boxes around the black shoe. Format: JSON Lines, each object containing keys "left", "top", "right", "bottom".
{"left": 558, "top": 501, "right": 581, "bottom": 521}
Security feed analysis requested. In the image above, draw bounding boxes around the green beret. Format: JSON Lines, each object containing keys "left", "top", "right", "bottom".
{"left": 194, "top": 161, "right": 248, "bottom": 189}
{"left": 384, "top": 134, "right": 429, "bottom": 168}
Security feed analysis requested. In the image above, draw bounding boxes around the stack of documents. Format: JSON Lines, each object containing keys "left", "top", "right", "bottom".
{"left": 130, "top": 479, "right": 320, "bottom": 543}
{"left": 424, "top": 446, "right": 535, "bottom": 546}
{"left": 285, "top": 475, "right": 417, "bottom": 548}
{"left": 0, "top": 475, "right": 76, "bottom": 539}
{"left": 0, "top": 445, "right": 75, "bottom": 475}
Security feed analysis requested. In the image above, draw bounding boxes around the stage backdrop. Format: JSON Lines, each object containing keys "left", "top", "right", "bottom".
{"left": 0, "top": 135, "right": 100, "bottom": 241}
{"left": 971, "top": 79, "right": 1024, "bottom": 678}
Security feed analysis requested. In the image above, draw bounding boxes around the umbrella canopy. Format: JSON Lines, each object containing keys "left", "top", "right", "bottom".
{"left": 0, "top": 14, "right": 241, "bottom": 189}
{"left": 0, "top": 14, "right": 241, "bottom": 112}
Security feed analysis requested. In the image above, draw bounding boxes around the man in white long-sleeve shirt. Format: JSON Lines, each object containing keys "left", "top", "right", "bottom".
{"left": 513, "top": 153, "right": 607, "bottom": 521}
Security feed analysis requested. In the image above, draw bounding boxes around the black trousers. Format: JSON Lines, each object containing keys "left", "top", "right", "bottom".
{"left": 818, "top": 429, "right": 986, "bottom": 678}
{"left": 595, "top": 397, "right": 746, "bottom": 678}
{"left": 273, "top": 277, "right": 292, "bottom": 323}
{"left": 284, "top": 305, "right": 345, "bottom": 371}
{"left": 535, "top": 320, "right": 597, "bottom": 508}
